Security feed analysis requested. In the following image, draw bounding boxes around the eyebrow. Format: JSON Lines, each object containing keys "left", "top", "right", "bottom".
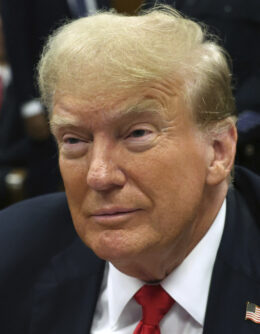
{"left": 50, "top": 115, "right": 82, "bottom": 133}
{"left": 123, "top": 99, "right": 165, "bottom": 116}
{"left": 50, "top": 98, "right": 166, "bottom": 132}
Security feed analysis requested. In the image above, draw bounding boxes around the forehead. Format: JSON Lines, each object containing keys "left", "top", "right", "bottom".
{"left": 51, "top": 80, "right": 190, "bottom": 127}
{"left": 53, "top": 95, "right": 162, "bottom": 122}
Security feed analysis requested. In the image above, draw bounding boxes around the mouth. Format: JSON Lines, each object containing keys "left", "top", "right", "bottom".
{"left": 90, "top": 208, "right": 141, "bottom": 223}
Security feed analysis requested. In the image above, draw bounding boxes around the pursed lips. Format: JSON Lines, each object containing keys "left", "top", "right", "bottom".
{"left": 88, "top": 207, "right": 141, "bottom": 225}
{"left": 91, "top": 207, "right": 140, "bottom": 217}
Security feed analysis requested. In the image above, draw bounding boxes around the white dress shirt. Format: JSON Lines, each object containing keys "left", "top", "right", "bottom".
{"left": 91, "top": 200, "right": 226, "bottom": 333}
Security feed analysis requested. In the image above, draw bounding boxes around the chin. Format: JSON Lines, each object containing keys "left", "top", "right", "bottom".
{"left": 87, "top": 229, "right": 141, "bottom": 262}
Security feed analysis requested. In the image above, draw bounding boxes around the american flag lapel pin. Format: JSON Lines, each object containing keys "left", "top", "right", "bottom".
{"left": 245, "top": 301, "right": 260, "bottom": 324}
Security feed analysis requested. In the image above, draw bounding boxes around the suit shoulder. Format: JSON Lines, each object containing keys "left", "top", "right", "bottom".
{"left": 233, "top": 166, "right": 260, "bottom": 222}
{"left": 0, "top": 192, "right": 69, "bottom": 220}
{"left": 223, "top": 167, "right": 260, "bottom": 280}
{"left": 0, "top": 193, "right": 77, "bottom": 287}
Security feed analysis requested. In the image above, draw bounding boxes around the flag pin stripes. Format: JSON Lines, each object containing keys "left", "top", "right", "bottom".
{"left": 245, "top": 302, "right": 260, "bottom": 324}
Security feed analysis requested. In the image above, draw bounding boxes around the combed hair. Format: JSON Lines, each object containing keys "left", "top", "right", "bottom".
{"left": 38, "top": 5, "right": 236, "bottom": 131}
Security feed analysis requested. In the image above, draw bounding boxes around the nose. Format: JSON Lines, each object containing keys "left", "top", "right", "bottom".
{"left": 86, "top": 139, "right": 126, "bottom": 191}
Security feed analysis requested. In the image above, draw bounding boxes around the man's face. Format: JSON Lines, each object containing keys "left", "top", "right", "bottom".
{"left": 52, "top": 81, "right": 214, "bottom": 279}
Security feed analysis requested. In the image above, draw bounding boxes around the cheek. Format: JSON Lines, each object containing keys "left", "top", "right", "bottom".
{"left": 131, "top": 143, "right": 206, "bottom": 200}
{"left": 135, "top": 143, "right": 208, "bottom": 225}
{"left": 59, "top": 157, "right": 88, "bottom": 228}
{"left": 59, "top": 157, "right": 86, "bottom": 191}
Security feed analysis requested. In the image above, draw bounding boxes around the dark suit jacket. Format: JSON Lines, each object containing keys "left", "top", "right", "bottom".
{"left": 0, "top": 82, "right": 32, "bottom": 166}
{"left": 0, "top": 166, "right": 259, "bottom": 333}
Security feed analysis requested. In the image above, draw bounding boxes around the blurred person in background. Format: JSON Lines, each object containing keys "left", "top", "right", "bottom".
{"left": 0, "top": 0, "right": 110, "bottom": 206}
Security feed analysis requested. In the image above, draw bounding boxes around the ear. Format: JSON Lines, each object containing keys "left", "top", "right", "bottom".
{"left": 206, "top": 123, "right": 237, "bottom": 186}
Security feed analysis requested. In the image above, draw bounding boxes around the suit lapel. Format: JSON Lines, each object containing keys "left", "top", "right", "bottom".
{"left": 30, "top": 237, "right": 105, "bottom": 334}
{"left": 203, "top": 185, "right": 260, "bottom": 333}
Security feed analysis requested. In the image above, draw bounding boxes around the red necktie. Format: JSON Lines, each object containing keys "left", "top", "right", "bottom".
{"left": 133, "top": 285, "right": 174, "bottom": 334}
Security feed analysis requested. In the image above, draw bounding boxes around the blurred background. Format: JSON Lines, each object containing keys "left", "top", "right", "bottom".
{"left": 0, "top": 0, "right": 259, "bottom": 208}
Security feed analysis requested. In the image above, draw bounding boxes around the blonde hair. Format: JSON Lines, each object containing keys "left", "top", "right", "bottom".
{"left": 38, "top": 5, "right": 236, "bottom": 130}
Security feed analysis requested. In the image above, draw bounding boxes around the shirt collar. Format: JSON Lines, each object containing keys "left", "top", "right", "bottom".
{"left": 107, "top": 262, "right": 143, "bottom": 328}
{"left": 107, "top": 199, "right": 226, "bottom": 328}
{"left": 162, "top": 199, "right": 226, "bottom": 325}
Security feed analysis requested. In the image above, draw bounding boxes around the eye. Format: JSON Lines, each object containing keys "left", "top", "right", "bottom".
{"left": 64, "top": 137, "right": 81, "bottom": 144}
{"left": 128, "top": 129, "right": 152, "bottom": 138}
{"left": 124, "top": 125, "right": 158, "bottom": 152}
{"left": 59, "top": 135, "right": 89, "bottom": 158}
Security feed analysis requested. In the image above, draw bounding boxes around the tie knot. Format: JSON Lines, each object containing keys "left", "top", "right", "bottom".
{"left": 134, "top": 285, "right": 174, "bottom": 327}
